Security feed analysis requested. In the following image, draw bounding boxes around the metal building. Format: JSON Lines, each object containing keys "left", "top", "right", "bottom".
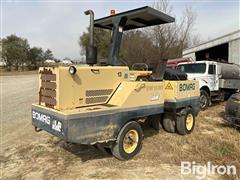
{"left": 183, "top": 30, "right": 240, "bottom": 65}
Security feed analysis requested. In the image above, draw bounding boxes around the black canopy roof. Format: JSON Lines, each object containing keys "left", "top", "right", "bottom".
{"left": 94, "top": 6, "right": 175, "bottom": 31}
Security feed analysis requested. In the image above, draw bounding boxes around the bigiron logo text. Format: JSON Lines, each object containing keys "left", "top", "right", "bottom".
{"left": 181, "top": 161, "right": 237, "bottom": 179}
{"left": 32, "top": 111, "right": 50, "bottom": 125}
{"left": 179, "top": 83, "right": 195, "bottom": 91}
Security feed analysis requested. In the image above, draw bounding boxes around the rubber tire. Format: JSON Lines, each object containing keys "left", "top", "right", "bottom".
{"left": 200, "top": 90, "right": 210, "bottom": 111}
{"left": 162, "top": 114, "right": 175, "bottom": 133}
{"left": 226, "top": 93, "right": 240, "bottom": 119}
{"left": 150, "top": 115, "right": 162, "bottom": 131}
{"left": 111, "top": 121, "right": 143, "bottom": 161}
{"left": 176, "top": 108, "right": 195, "bottom": 135}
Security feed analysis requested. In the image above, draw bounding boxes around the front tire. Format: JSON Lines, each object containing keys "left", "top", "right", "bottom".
{"left": 200, "top": 90, "right": 210, "bottom": 110}
{"left": 111, "top": 121, "right": 143, "bottom": 160}
{"left": 176, "top": 108, "right": 195, "bottom": 135}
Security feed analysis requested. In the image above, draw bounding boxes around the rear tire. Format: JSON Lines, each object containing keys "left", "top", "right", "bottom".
{"left": 162, "top": 114, "right": 175, "bottom": 133}
{"left": 176, "top": 108, "right": 195, "bottom": 135}
{"left": 150, "top": 115, "right": 162, "bottom": 131}
{"left": 111, "top": 121, "right": 143, "bottom": 160}
{"left": 200, "top": 90, "right": 210, "bottom": 110}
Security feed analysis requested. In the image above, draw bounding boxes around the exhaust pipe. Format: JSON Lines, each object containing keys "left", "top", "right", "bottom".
{"left": 84, "top": 10, "right": 97, "bottom": 65}
{"left": 84, "top": 10, "right": 94, "bottom": 46}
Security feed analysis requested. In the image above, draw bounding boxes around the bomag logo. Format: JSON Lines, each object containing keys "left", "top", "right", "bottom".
{"left": 32, "top": 111, "right": 51, "bottom": 125}
{"left": 179, "top": 83, "right": 195, "bottom": 91}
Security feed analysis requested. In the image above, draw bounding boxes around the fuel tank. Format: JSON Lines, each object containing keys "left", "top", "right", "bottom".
{"left": 219, "top": 63, "right": 240, "bottom": 79}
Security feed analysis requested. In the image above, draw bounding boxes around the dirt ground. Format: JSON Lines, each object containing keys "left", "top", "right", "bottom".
{"left": 0, "top": 70, "right": 38, "bottom": 76}
{"left": 1, "top": 75, "right": 239, "bottom": 180}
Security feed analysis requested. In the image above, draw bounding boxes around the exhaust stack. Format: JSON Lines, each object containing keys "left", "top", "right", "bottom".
{"left": 84, "top": 10, "right": 97, "bottom": 65}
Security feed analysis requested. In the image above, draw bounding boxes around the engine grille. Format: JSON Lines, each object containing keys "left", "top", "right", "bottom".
{"left": 86, "top": 89, "right": 113, "bottom": 97}
{"left": 39, "top": 68, "right": 57, "bottom": 108}
{"left": 86, "top": 96, "right": 109, "bottom": 104}
{"left": 85, "top": 89, "right": 113, "bottom": 104}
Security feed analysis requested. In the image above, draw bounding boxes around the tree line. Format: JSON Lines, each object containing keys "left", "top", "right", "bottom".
{"left": 1, "top": 0, "right": 200, "bottom": 72}
{"left": 79, "top": 0, "right": 200, "bottom": 68}
{"left": 1, "top": 34, "right": 54, "bottom": 71}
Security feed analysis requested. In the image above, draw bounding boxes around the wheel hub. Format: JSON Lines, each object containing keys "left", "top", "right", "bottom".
{"left": 186, "top": 114, "right": 194, "bottom": 131}
{"left": 200, "top": 95, "right": 207, "bottom": 108}
{"left": 123, "top": 130, "right": 139, "bottom": 154}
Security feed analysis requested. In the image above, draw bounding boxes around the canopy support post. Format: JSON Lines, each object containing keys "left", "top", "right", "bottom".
{"left": 107, "top": 17, "right": 127, "bottom": 65}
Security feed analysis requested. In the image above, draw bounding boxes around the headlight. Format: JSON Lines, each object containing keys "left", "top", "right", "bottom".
{"left": 69, "top": 66, "right": 77, "bottom": 75}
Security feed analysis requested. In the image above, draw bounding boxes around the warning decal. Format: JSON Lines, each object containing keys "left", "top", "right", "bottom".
{"left": 165, "top": 82, "right": 173, "bottom": 90}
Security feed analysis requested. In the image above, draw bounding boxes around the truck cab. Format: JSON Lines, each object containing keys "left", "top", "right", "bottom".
{"left": 177, "top": 60, "right": 240, "bottom": 110}
{"left": 178, "top": 61, "right": 219, "bottom": 90}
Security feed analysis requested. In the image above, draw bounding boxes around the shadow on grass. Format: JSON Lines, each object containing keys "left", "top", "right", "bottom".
{"left": 210, "top": 101, "right": 226, "bottom": 108}
{"left": 216, "top": 112, "right": 240, "bottom": 131}
{"left": 52, "top": 120, "right": 160, "bottom": 162}
{"left": 140, "top": 121, "right": 160, "bottom": 139}
{"left": 61, "top": 142, "right": 112, "bottom": 162}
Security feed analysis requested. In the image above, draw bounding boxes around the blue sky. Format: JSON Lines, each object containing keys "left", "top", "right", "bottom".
{"left": 1, "top": 0, "right": 240, "bottom": 59}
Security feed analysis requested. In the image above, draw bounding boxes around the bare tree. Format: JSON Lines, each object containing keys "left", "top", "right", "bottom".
{"left": 120, "top": 0, "right": 199, "bottom": 68}
{"left": 150, "top": 0, "right": 197, "bottom": 60}
{"left": 121, "top": 31, "right": 156, "bottom": 67}
{"left": 78, "top": 0, "right": 199, "bottom": 68}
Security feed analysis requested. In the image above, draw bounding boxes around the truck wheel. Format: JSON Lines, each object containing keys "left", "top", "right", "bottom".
{"left": 111, "top": 121, "right": 143, "bottom": 160}
{"left": 176, "top": 108, "right": 195, "bottom": 135}
{"left": 162, "top": 114, "right": 175, "bottom": 133}
{"left": 150, "top": 115, "right": 162, "bottom": 131}
{"left": 200, "top": 90, "right": 210, "bottom": 110}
